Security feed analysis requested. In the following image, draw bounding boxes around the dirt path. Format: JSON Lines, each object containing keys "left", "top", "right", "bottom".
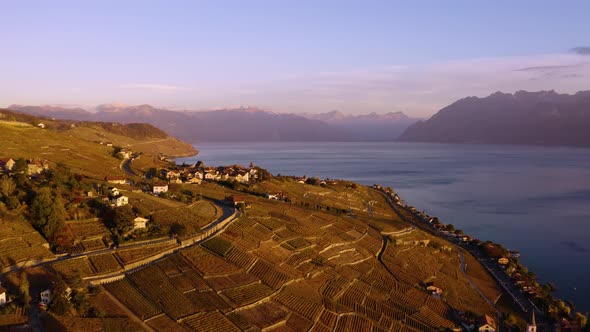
{"left": 458, "top": 250, "right": 503, "bottom": 331}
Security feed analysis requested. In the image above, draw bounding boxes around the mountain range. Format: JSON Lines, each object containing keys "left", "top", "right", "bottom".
{"left": 398, "top": 90, "right": 590, "bottom": 147}
{"left": 7, "top": 104, "right": 420, "bottom": 142}
{"left": 9, "top": 89, "right": 590, "bottom": 147}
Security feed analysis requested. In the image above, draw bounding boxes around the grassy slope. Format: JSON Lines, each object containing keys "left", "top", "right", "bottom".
{"left": 0, "top": 121, "right": 122, "bottom": 178}
{"left": 0, "top": 118, "right": 196, "bottom": 178}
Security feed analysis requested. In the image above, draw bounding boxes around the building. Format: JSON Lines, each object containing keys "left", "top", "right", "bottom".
{"left": 105, "top": 176, "right": 127, "bottom": 185}
{"left": 477, "top": 314, "right": 497, "bottom": 332}
{"left": 186, "top": 177, "right": 202, "bottom": 184}
{"left": 0, "top": 285, "right": 6, "bottom": 305}
{"left": 111, "top": 195, "right": 128, "bottom": 207}
{"left": 27, "top": 159, "right": 49, "bottom": 175}
{"left": 498, "top": 257, "right": 509, "bottom": 265}
{"left": 153, "top": 184, "right": 168, "bottom": 194}
{"left": 0, "top": 158, "right": 15, "bottom": 172}
{"left": 133, "top": 217, "right": 148, "bottom": 230}
{"left": 107, "top": 187, "right": 120, "bottom": 197}
{"left": 169, "top": 177, "right": 183, "bottom": 184}
{"left": 40, "top": 289, "right": 51, "bottom": 305}
{"left": 426, "top": 283, "right": 444, "bottom": 296}
{"left": 224, "top": 195, "right": 245, "bottom": 207}
{"left": 526, "top": 311, "right": 537, "bottom": 332}
{"left": 37, "top": 123, "right": 46, "bottom": 129}
{"left": 166, "top": 170, "right": 181, "bottom": 179}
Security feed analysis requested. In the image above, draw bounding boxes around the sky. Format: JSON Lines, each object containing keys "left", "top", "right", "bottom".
{"left": 2, "top": 0, "right": 590, "bottom": 117}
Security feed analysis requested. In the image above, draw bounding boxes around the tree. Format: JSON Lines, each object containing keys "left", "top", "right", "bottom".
{"left": 71, "top": 290, "right": 90, "bottom": 315}
{"left": 169, "top": 222, "right": 187, "bottom": 237}
{"left": 13, "top": 158, "right": 28, "bottom": 174}
{"left": 48, "top": 278, "right": 72, "bottom": 315}
{"left": 574, "top": 312, "right": 588, "bottom": 328}
{"left": 0, "top": 175, "right": 16, "bottom": 198}
{"left": 19, "top": 273, "right": 30, "bottom": 309}
{"left": 445, "top": 224, "right": 455, "bottom": 232}
{"left": 30, "top": 188, "right": 66, "bottom": 238}
{"left": 107, "top": 205, "right": 135, "bottom": 235}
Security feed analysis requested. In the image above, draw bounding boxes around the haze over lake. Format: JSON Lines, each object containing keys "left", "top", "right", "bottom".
{"left": 179, "top": 141, "right": 590, "bottom": 313}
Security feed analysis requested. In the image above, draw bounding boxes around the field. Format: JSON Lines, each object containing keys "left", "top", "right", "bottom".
{"left": 88, "top": 253, "right": 122, "bottom": 274}
{"left": 50, "top": 257, "right": 95, "bottom": 281}
{"left": 0, "top": 121, "right": 121, "bottom": 178}
{"left": 382, "top": 230, "right": 498, "bottom": 315}
{"left": 0, "top": 218, "right": 54, "bottom": 270}
{"left": 101, "top": 181, "right": 505, "bottom": 331}
{"left": 0, "top": 112, "right": 195, "bottom": 179}
{"left": 115, "top": 242, "right": 178, "bottom": 265}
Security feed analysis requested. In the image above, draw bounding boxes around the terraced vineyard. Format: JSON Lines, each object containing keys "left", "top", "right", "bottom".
{"left": 104, "top": 184, "right": 501, "bottom": 331}
{"left": 88, "top": 253, "right": 122, "bottom": 274}
{"left": 0, "top": 218, "right": 54, "bottom": 270}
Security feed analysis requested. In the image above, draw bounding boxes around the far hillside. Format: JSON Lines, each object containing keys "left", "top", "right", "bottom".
{"left": 399, "top": 90, "right": 590, "bottom": 147}
{"left": 0, "top": 109, "right": 197, "bottom": 178}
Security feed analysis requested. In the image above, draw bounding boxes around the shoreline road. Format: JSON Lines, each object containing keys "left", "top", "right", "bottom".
{"left": 458, "top": 250, "right": 504, "bottom": 332}
{"left": 375, "top": 188, "right": 542, "bottom": 316}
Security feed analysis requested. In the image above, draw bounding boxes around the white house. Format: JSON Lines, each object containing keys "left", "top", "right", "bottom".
{"left": 111, "top": 195, "right": 129, "bottom": 207}
{"left": 40, "top": 289, "right": 51, "bottom": 305}
{"left": 0, "top": 285, "right": 7, "bottom": 305}
{"left": 166, "top": 170, "right": 181, "bottom": 179}
{"left": 37, "top": 123, "right": 46, "bottom": 129}
{"left": 133, "top": 217, "right": 148, "bottom": 230}
{"left": 234, "top": 171, "right": 250, "bottom": 183}
{"left": 0, "top": 158, "right": 15, "bottom": 172}
{"left": 153, "top": 184, "right": 168, "bottom": 194}
{"left": 186, "top": 177, "right": 202, "bottom": 184}
{"left": 477, "top": 314, "right": 497, "bottom": 332}
{"left": 108, "top": 187, "right": 120, "bottom": 197}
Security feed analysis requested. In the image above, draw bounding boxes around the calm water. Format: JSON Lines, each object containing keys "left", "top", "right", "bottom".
{"left": 178, "top": 142, "right": 590, "bottom": 313}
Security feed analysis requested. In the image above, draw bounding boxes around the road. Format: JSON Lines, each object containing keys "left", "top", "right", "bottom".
{"left": 119, "top": 157, "right": 137, "bottom": 177}
{"left": 5, "top": 200, "right": 237, "bottom": 277}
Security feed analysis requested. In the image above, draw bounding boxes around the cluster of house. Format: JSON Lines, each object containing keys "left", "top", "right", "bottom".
{"left": 106, "top": 187, "right": 129, "bottom": 207}
{"left": 264, "top": 192, "right": 288, "bottom": 201}
{"left": 0, "top": 157, "right": 50, "bottom": 176}
{"left": 95, "top": 141, "right": 114, "bottom": 147}
{"left": 457, "top": 312, "right": 539, "bottom": 332}
{"left": 104, "top": 182, "right": 149, "bottom": 231}
{"left": 160, "top": 162, "right": 258, "bottom": 185}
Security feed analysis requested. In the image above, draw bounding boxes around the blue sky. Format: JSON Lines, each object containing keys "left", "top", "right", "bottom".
{"left": 2, "top": 1, "right": 590, "bottom": 116}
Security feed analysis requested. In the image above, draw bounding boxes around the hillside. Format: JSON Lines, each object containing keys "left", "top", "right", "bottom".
{"left": 0, "top": 109, "right": 196, "bottom": 178}
{"left": 398, "top": 90, "right": 590, "bottom": 147}
{"left": 9, "top": 105, "right": 420, "bottom": 142}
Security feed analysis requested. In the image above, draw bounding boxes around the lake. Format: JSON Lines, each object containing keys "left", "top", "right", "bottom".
{"left": 178, "top": 141, "right": 590, "bottom": 313}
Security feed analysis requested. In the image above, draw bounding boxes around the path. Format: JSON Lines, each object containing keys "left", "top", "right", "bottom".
{"left": 375, "top": 234, "right": 400, "bottom": 282}
{"left": 458, "top": 250, "right": 503, "bottom": 332}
